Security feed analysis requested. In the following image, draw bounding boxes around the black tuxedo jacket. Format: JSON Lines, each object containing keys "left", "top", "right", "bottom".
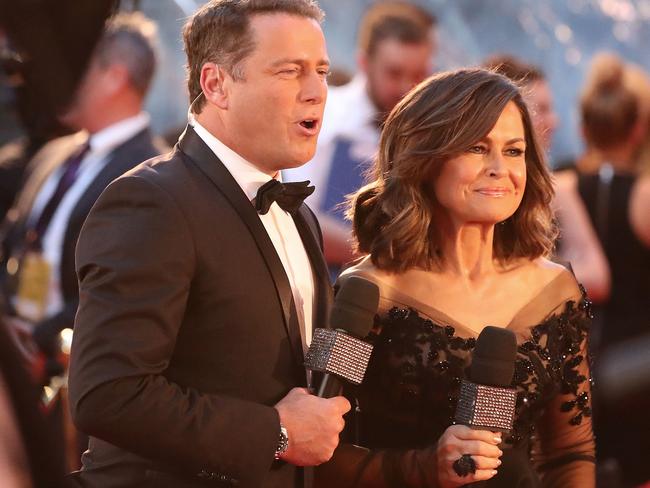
{"left": 0, "top": 128, "right": 165, "bottom": 352}
{"left": 68, "top": 126, "right": 332, "bottom": 488}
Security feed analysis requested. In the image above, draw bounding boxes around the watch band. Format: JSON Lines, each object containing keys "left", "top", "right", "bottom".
{"left": 274, "top": 424, "right": 289, "bottom": 460}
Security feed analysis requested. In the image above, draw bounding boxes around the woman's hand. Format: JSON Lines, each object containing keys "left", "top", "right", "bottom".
{"left": 436, "top": 424, "right": 503, "bottom": 487}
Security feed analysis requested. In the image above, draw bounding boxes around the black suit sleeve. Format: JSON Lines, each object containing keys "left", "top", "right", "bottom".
{"left": 68, "top": 174, "right": 280, "bottom": 484}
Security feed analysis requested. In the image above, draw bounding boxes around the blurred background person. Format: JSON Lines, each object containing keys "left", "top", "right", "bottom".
{"left": 0, "top": 10, "right": 165, "bottom": 471}
{"left": 286, "top": 0, "right": 437, "bottom": 276}
{"left": 484, "top": 54, "right": 611, "bottom": 303}
{"left": 1, "top": 318, "right": 70, "bottom": 487}
{"left": 553, "top": 52, "right": 650, "bottom": 487}
{"left": 483, "top": 55, "right": 558, "bottom": 153}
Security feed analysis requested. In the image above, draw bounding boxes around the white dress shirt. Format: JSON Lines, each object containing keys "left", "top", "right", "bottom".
{"left": 190, "top": 118, "right": 316, "bottom": 351}
{"left": 26, "top": 112, "right": 151, "bottom": 318}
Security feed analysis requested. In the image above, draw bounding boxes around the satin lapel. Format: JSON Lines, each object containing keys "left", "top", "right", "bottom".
{"left": 294, "top": 205, "right": 333, "bottom": 331}
{"left": 177, "top": 126, "right": 304, "bottom": 366}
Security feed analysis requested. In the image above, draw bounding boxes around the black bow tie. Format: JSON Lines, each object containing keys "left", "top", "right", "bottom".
{"left": 254, "top": 179, "right": 315, "bottom": 215}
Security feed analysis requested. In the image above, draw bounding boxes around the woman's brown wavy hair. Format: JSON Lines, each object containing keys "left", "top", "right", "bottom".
{"left": 348, "top": 68, "right": 557, "bottom": 273}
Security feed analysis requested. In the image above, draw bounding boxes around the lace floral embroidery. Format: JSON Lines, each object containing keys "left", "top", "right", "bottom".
{"left": 353, "top": 287, "right": 593, "bottom": 449}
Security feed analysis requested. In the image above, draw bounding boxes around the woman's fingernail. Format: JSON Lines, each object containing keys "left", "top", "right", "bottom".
{"left": 494, "top": 436, "right": 502, "bottom": 443}
{"left": 492, "top": 470, "right": 498, "bottom": 476}
{"left": 498, "top": 449, "right": 503, "bottom": 456}
{"left": 496, "top": 459, "right": 502, "bottom": 466}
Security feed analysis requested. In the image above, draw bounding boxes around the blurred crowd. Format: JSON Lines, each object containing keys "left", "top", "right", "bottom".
{"left": 0, "top": 1, "right": 649, "bottom": 487}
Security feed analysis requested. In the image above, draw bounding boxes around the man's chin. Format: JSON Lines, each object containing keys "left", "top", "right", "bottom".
{"left": 283, "top": 159, "right": 312, "bottom": 170}
{"left": 284, "top": 149, "right": 317, "bottom": 169}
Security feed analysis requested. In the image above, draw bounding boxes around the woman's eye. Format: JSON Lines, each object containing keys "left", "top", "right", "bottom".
{"left": 467, "top": 145, "right": 486, "bottom": 154}
{"left": 506, "top": 148, "right": 525, "bottom": 157}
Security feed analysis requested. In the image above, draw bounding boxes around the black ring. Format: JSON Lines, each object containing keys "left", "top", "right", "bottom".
{"left": 452, "top": 454, "right": 477, "bottom": 477}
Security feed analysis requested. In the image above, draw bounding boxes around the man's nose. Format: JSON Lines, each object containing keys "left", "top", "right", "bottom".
{"left": 300, "top": 71, "right": 326, "bottom": 104}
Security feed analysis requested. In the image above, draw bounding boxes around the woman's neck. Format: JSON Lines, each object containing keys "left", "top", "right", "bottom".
{"left": 438, "top": 223, "right": 498, "bottom": 282}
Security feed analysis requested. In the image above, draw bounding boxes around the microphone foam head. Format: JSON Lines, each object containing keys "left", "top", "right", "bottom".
{"left": 470, "top": 326, "right": 518, "bottom": 387}
{"left": 330, "top": 276, "right": 380, "bottom": 338}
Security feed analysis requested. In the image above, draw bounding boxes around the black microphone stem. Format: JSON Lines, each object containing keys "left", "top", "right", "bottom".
{"left": 317, "top": 373, "right": 343, "bottom": 398}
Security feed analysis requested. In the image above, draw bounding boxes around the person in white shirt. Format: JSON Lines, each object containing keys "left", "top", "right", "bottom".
{"left": 67, "top": 2, "right": 350, "bottom": 487}
{"left": 0, "top": 12, "right": 165, "bottom": 378}
{"left": 286, "top": 1, "right": 437, "bottom": 273}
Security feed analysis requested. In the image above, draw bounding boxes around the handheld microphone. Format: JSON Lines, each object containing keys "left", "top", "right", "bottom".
{"left": 304, "top": 276, "right": 379, "bottom": 398}
{"left": 455, "top": 326, "right": 518, "bottom": 433}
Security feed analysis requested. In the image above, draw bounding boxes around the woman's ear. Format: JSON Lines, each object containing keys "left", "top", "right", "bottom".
{"left": 200, "top": 62, "right": 230, "bottom": 110}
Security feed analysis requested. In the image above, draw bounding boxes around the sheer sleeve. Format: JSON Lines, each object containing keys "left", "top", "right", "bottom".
{"left": 319, "top": 272, "right": 444, "bottom": 487}
{"left": 316, "top": 444, "right": 440, "bottom": 488}
{"left": 532, "top": 284, "right": 596, "bottom": 487}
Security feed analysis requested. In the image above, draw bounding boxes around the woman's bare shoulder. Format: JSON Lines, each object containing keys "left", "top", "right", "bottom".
{"left": 338, "top": 256, "right": 390, "bottom": 284}
{"left": 527, "top": 257, "right": 582, "bottom": 301}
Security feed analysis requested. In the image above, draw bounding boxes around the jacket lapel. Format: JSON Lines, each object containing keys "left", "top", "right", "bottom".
{"left": 14, "top": 135, "right": 82, "bottom": 229}
{"left": 293, "top": 206, "right": 332, "bottom": 332}
{"left": 177, "top": 126, "right": 306, "bottom": 367}
{"left": 1, "top": 135, "right": 81, "bottom": 249}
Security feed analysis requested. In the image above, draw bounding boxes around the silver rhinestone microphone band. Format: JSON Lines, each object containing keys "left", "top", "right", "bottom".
{"left": 455, "top": 380, "right": 517, "bottom": 432}
{"left": 304, "top": 328, "right": 374, "bottom": 385}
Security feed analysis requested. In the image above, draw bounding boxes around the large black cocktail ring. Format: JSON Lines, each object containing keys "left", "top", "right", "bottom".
{"left": 452, "top": 454, "right": 477, "bottom": 477}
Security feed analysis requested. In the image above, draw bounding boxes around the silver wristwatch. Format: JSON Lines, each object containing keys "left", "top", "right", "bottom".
{"left": 274, "top": 424, "right": 289, "bottom": 460}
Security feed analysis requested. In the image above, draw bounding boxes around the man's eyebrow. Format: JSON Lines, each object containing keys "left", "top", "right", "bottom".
{"left": 269, "top": 58, "right": 331, "bottom": 68}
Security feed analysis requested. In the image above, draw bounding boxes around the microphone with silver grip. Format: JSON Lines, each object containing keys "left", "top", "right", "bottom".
{"left": 455, "top": 326, "right": 518, "bottom": 433}
{"left": 304, "top": 276, "right": 379, "bottom": 398}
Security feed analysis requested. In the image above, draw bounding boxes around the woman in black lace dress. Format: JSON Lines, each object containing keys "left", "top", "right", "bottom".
{"left": 317, "top": 69, "right": 595, "bottom": 487}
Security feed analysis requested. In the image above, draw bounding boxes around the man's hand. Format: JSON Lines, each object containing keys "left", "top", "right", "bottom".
{"left": 274, "top": 387, "right": 351, "bottom": 466}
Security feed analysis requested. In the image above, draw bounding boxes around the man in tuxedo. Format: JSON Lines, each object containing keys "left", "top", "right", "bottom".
{"left": 68, "top": 1, "right": 350, "bottom": 487}
{"left": 0, "top": 12, "right": 163, "bottom": 377}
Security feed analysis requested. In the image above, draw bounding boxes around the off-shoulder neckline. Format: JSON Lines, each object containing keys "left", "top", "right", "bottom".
{"left": 376, "top": 287, "right": 589, "bottom": 343}
{"left": 340, "top": 263, "right": 587, "bottom": 339}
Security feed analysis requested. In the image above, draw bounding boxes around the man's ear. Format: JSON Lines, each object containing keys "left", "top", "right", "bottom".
{"left": 357, "top": 50, "right": 369, "bottom": 74}
{"left": 103, "top": 63, "right": 130, "bottom": 95}
{"left": 200, "top": 62, "right": 230, "bottom": 109}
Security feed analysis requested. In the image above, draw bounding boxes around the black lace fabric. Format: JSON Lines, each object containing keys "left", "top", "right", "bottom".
{"left": 317, "top": 266, "right": 596, "bottom": 488}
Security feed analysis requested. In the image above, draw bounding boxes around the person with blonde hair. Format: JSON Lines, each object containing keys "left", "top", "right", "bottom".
{"left": 317, "top": 68, "right": 595, "bottom": 487}
{"left": 557, "top": 52, "right": 650, "bottom": 487}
